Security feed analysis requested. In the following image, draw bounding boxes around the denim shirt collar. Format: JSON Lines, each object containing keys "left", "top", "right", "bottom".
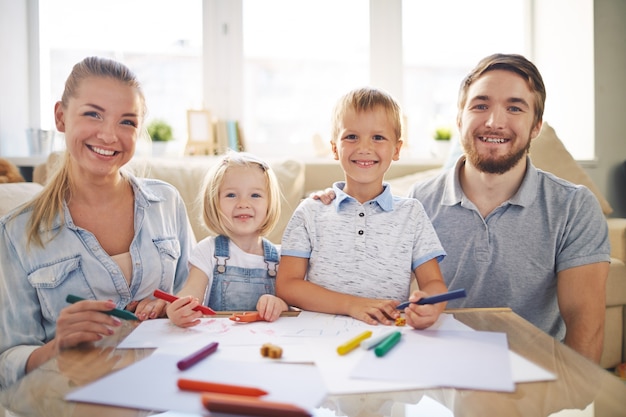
{"left": 47, "top": 174, "right": 166, "bottom": 232}
{"left": 331, "top": 181, "right": 394, "bottom": 212}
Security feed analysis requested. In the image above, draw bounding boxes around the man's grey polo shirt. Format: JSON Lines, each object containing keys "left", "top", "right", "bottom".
{"left": 409, "top": 156, "right": 610, "bottom": 341}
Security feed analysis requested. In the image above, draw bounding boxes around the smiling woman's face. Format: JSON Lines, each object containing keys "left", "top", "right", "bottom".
{"left": 54, "top": 76, "right": 143, "bottom": 181}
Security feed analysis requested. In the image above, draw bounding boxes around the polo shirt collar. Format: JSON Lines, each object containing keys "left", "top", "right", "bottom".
{"left": 442, "top": 155, "right": 465, "bottom": 206}
{"left": 332, "top": 181, "right": 394, "bottom": 212}
{"left": 510, "top": 157, "right": 538, "bottom": 207}
{"left": 443, "top": 155, "right": 538, "bottom": 208}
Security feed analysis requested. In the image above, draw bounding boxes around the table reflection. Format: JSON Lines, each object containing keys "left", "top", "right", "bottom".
{"left": 1, "top": 311, "right": 625, "bottom": 417}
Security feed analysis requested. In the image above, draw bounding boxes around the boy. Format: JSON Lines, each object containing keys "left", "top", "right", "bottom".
{"left": 276, "top": 87, "right": 448, "bottom": 329}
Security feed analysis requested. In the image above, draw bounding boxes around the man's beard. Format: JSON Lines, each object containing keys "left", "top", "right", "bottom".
{"left": 464, "top": 137, "right": 531, "bottom": 174}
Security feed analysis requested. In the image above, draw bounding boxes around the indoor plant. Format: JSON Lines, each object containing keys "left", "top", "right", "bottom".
{"left": 433, "top": 126, "right": 453, "bottom": 141}
{"left": 146, "top": 119, "right": 175, "bottom": 157}
{"left": 431, "top": 125, "right": 453, "bottom": 159}
{"left": 147, "top": 119, "right": 173, "bottom": 142}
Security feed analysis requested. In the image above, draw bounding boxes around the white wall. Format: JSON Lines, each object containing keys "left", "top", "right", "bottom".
{"left": 369, "top": 0, "right": 403, "bottom": 103}
{"left": 0, "top": 0, "right": 30, "bottom": 156}
{"left": 202, "top": 0, "right": 243, "bottom": 120}
{"left": 531, "top": 0, "right": 626, "bottom": 217}
{"left": 589, "top": 0, "right": 626, "bottom": 217}
{"left": 533, "top": 0, "right": 595, "bottom": 161}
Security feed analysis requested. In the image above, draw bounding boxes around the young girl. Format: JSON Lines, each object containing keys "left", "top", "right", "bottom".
{"left": 166, "top": 151, "right": 288, "bottom": 327}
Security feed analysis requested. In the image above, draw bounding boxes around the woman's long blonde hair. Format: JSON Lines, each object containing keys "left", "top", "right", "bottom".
{"left": 18, "top": 56, "right": 146, "bottom": 248}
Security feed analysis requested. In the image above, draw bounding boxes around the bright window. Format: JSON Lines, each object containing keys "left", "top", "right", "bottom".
{"left": 401, "top": 0, "right": 527, "bottom": 157}
{"left": 242, "top": 0, "right": 369, "bottom": 158}
{"left": 39, "top": 0, "right": 532, "bottom": 160}
{"left": 40, "top": 0, "right": 203, "bottom": 148}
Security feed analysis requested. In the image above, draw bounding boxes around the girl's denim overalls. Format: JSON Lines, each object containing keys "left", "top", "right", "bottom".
{"left": 207, "top": 235, "right": 279, "bottom": 311}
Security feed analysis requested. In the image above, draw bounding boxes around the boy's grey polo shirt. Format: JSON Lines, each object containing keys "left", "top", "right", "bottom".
{"left": 409, "top": 156, "right": 611, "bottom": 341}
{"left": 281, "top": 182, "right": 445, "bottom": 300}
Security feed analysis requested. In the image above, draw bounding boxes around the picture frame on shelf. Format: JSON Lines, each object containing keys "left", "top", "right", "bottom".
{"left": 185, "top": 109, "right": 215, "bottom": 155}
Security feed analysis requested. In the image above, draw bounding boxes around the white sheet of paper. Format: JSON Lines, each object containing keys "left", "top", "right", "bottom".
{"left": 117, "top": 316, "right": 297, "bottom": 349}
{"left": 310, "top": 340, "right": 555, "bottom": 395}
{"left": 66, "top": 352, "right": 327, "bottom": 415}
{"left": 350, "top": 330, "right": 514, "bottom": 392}
{"left": 106, "top": 312, "right": 554, "bottom": 398}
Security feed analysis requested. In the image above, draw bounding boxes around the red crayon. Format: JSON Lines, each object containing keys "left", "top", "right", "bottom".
{"left": 153, "top": 289, "right": 216, "bottom": 315}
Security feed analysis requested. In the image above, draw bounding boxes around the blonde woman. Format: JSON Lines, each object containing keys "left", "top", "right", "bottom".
{"left": 0, "top": 57, "right": 194, "bottom": 388}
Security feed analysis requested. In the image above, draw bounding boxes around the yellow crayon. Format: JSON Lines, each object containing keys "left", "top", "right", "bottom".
{"left": 337, "top": 330, "right": 372, "bottom": 355}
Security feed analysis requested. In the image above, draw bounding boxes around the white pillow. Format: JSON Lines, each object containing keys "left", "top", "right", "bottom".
{"left": 0, "top": 182, "right": 44, "bottom": 217}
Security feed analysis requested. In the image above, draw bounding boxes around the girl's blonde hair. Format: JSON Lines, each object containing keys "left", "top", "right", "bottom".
{"left": 19, "top": 56, "right": 146, "bottom": 248}
{"left": 201, "top": 151, "right": 282, "bottom": 239}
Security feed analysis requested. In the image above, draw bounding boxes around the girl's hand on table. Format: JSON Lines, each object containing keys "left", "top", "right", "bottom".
{"left": 257, "top": 294, "right": 288, "bottom": 322}
{"left": 133, "top": 297, "right": 167, "bottom": 321}
{"left": 165, "top": 296, "right": 204, "bottom": 328}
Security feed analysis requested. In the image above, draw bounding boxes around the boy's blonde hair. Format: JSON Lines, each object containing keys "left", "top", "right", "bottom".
{"left": 330, "top": 87, "right": 403, "bottom": 143}
{"left": 201, "top": 151, "right": 281, "bottom": 239}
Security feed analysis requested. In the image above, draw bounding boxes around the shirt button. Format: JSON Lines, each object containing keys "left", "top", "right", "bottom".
{"left": 358, "top": 230, "right": 364, "bottom": 235}
{"left": 359, "top": 212, "right": 365, "bottom": 217}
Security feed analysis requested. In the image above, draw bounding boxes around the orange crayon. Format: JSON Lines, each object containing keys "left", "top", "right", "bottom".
{"left": 178, "top": 378, "right": 268, "bottom": 397}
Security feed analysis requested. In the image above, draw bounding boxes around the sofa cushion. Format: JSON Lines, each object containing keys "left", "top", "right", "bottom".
{"left": 267, "top": 159, "right": 306, "bottom": 243}
{"left": 387, "top": 168, "right": 441, "bottom": 197}
{"left": 608, "top": 218, "right": 626, "bottom": 263}
{"left": 599, "top": 256, "right": 625, "bottom": 369}
{"left": 125, "top": 156, "right": 304, "bottom": 244}
{"left": 0, "top": 182, "right": 44, "bottom": 217}
{"left": 530, "top": 122, "right": 613, "bottom": 215}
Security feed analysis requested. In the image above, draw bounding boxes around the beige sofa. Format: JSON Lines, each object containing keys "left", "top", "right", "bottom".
{"left": 22, "top": 154, "right": 306, "bottom": 245}
{"left": 2, "top": 122, "right": 625, "bottom": 369}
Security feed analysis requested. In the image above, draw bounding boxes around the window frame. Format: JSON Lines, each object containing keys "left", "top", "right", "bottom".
{"left": 0, "top": 0, "right": 595, "bottom": 162}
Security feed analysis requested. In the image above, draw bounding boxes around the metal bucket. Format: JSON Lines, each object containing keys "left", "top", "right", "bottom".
{"left": 26, "top": 129, "right": 55, "bottom": 156}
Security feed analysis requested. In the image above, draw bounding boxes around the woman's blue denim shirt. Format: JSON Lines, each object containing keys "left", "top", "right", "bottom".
{"left": 0, "top": 175, "right": 195, "bottom": 389}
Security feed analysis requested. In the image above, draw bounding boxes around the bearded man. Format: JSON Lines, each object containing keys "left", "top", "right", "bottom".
{"left": 409, "top": 53, "right": 610, "bottom": 364}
